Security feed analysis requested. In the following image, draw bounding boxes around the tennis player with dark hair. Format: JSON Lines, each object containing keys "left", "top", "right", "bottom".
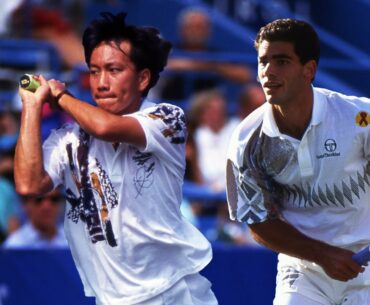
{"left": 226, "top": 18, "right": 370, "bottom": 305}
{"left": 15, "top": 12, "right": 218, "bottom": 305}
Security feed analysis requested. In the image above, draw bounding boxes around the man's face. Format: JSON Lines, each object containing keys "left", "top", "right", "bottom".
{"left": 89, "top": 41, "right": 149, "bottom": 115}
{"left": 180, "top": 12, "right": 210, "bottom": 50}
{"left": 25, "top": 189, "right": 63, "bottom": 231}
{"left": 257, "top": 40, "right": 315, "bottom": 107}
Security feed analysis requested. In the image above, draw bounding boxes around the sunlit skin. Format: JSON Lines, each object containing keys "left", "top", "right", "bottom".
{"left": 257, "top": 40, "right": 316, "bottom": 139}
{"left": 89, "top": 41, "right": 149, "bottom": 115}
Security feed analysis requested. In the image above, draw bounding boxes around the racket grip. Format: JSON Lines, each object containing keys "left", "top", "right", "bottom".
{"left": 353, "top": 246, "right": 370, "bottom": 265}
{"left": 19, "top": 74, "right": 40, "bottom": 92}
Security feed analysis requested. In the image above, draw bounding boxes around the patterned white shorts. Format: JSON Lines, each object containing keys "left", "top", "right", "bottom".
{"left": 273, "top": 254, "right": 370, "bottom": 305}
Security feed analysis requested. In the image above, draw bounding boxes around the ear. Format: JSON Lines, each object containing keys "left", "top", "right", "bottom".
{"left": 303, "top": 60, "right": 317, "bottom": 82}
{"left": 138, "top": 69, "right": 151, "bottom": 92}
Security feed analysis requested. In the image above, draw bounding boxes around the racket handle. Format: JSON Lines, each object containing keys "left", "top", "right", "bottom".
{"left": 19, "top": 74, "right": 40, "bottom": 92}
{"left": 353, "top": 246, "right": 370, "bottom": 265}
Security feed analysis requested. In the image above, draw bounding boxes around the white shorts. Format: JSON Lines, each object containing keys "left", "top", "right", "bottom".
{"left": 273, "top": 254, "right": 370, "bottom": 305}
{"left": 135, "top": 273, "right": 218, "bottom": 305}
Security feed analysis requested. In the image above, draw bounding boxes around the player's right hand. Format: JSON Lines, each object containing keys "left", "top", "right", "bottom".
{"left": 317, "top": 246, "right": 365, "bottom": 282}
{"left": 19, "top": 75, "right": 51, "bottom": 109}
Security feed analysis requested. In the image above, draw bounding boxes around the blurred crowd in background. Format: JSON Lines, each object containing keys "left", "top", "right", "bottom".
{"left": 0, "top": 0, "right": 290, "bottom": 248}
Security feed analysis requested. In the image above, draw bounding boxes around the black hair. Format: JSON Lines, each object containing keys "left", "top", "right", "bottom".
{"left": 82, "top": 12, "right": 172, "bottom": 96}
{"left": 254, "top": 18, "right": 320, "bottom": 65}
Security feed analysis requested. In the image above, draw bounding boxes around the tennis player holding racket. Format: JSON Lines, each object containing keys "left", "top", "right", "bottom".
{"left": 226, "top": 18, "right": 370, "bottom": 305}
{"left": 15, "top": 11, "right": 217, "bottom": 305}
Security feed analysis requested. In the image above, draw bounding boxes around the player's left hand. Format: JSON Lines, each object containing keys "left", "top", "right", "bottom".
{"left": 48, "top": 79, "right": 67, "bottom": 110}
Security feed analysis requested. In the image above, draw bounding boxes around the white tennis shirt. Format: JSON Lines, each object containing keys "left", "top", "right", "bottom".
{"left": 227, "top": 87, "right": 370, "bottom": 249}
{"left": 43, "top": 100, "right": 212, "bottom": 305}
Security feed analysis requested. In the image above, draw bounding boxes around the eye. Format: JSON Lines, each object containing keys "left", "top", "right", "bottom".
{"left": 89, "top": 68, "right": 99, "bottom": 75}
{"left": 109, "top": 67, "right": 122, "bottom": 73}
{"left": 276, "top": 59, "right": 289, "bottom": 66}
{"left": 258, "top": 59, "right": 267, "bottom": 67}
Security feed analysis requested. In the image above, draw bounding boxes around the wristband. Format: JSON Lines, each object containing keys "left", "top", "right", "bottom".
{"left": 55, "top": 90, "right": 72, "bottom": 102}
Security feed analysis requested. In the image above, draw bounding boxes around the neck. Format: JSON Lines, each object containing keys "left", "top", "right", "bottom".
{"left": 272, "top": 90, "right": 314, "bottom": 140}
{"left": 35, "top": 223, "right": 57, "bottom": 240}
{"left": 272, "top": 87, "right": 313, "bottom": 139}
{"left": 273, "top": 109, "right": 308, "bottom": 139}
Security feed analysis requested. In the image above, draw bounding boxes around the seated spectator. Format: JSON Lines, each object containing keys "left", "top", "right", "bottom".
{"left": 188, "top": 89, "right": 238, "bottom": 192}
{"left": 0, "top": 110, "right": 22, "bottom": 242}
{"left": 186, "top": 89, "right": 257, "bottom": 245}
{"left": 0, "top": 110, "right": 20, "bottom": 186}
{"left": 2, "top": 0, "right": 85, "bottom": 69}
{"left": 3, "top": 188, "right": 68, "bottom": 249}
{"left": 0, "top": 178, "right": 21, "bottom": 243}
{"left": 154, "top": 7, "right": 252, "bottom": 101}
{"left": 233, "top": 82, "right": 265, "bottom": 123}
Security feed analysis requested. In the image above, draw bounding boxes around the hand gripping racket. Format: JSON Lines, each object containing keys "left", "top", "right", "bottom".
{"left": 19, "top": 74, "right": 40, "bottom": 92}
{"left": 353, "top": 246, "right": 370, "bottom": 265}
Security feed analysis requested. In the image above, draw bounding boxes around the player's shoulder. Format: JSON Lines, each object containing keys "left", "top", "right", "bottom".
{"left": 139, "top": 100, "right": 185, "bottom": 120}
{"left": 232, "top": 103, "right": 267, "bottom": 141}
{"left": 139, "top": 103, "right": 187, "bottom": 138}
{"left": 148, "top": 102, "right": 184, "bottom": 117}
{"left": 45, "top": 122, "right": 80, "bottom": 144}
{"left": 2, "top": 223, "right": 35, "bottom": 249}
{"left": 315, "top": 87, "right": 370, "bottom": 110}
{"left": 228, "top": 103, "right": 266, "bottom": 161}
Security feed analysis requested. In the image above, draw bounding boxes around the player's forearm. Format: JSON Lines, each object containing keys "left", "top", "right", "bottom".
{"left": 14, "top": 106, "right": 51, "bottom": 195}
{"left": 58, "top": 93, "right": 115, "bottom": 139}
{"left": 57, "top": 94, "right": 145, "bottom": 146}
{"left": 249, "top": 218, "right": 334, "bottom": 264}
{"left": 250, "top": 218, "right": 364, "bottom": 281}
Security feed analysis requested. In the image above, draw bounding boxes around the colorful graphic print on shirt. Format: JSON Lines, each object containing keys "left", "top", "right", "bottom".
{"left": 147, "top": 104, "right": 186, "bottom": 144}
{"left": 65, "top": 129, "right": 119, "bottom": 247}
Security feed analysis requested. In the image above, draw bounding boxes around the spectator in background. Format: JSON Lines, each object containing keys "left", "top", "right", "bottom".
{"left": 0, "top": 0, "right": 22, "bottom": 36}
{"left": 155, "top": 7, "right": 252, "bottom": 101}
{"left": 3, "top": 188, "right": 67, "bottom": 249}
{"left": 186, "top": 89, "right": 256, "bottom": 245}
{"left": 234, "top": 82, "right": 265, "bottom": 122}
{"left": 0, "top": 178, "right": 21, "bottom": 243}
{"left": 188, "top": 89, "right": 237, "bottom": 192}
{"left": 2, "top": 0, "right": 85, "bottom": 69}
{"left": 0, "top": 110, "right": 22, "bottom": 243}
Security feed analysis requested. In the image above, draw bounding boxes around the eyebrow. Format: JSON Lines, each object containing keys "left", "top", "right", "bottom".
{"left": 259, "top": 53, "right": 293, "bottom": 61}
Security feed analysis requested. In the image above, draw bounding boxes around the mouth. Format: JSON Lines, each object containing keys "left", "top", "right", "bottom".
{"left": 263, "top": 81, "right": 282, "bottom": 89}
{"left": 96, "top": 95, "right": 116, "bottom": 99}
{"left": 262, "top": 81, "right": 283, "bottom": 95}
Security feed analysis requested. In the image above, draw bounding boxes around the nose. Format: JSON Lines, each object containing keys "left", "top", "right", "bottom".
{"left": 261, "top": 62, "right": 272, "bottom": 76}
{"left": 97, "top": 71, "right": 109, "bottom": 89}
{"left": 259, "top": 62, "right": 276, "bottom": 82}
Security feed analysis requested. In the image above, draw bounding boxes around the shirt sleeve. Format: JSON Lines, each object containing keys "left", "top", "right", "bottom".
{"left": 128, "top": 103, "right": 187, "bottom": 175}
{"left": 226, "top": 158, "right": 268, "bottom": 224}
{"left": 226, "top": 125, "right": 280, "bottom": 225}
{"left": 43, "top": 126, "right": 69, "bottom": 189}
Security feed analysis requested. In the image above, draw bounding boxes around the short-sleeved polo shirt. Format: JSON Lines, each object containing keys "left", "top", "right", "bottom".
{"left": 43, "top": 100, "right": 212, "bottom": 305}
{"left": 227, "top": 87, "right": 370, "bottom": 248}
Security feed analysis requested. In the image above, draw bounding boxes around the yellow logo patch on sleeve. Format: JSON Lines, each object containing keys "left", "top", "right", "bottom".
{"left": 356, "top": 111, "right": 370, "bottom": 127}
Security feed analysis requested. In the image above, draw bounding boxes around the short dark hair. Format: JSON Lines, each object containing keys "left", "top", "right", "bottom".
{"left": 254, "top": 18, "right": 320, "bottom": 65}
{"left": 82, "top": 12, "right": 172, "bottom": 96}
